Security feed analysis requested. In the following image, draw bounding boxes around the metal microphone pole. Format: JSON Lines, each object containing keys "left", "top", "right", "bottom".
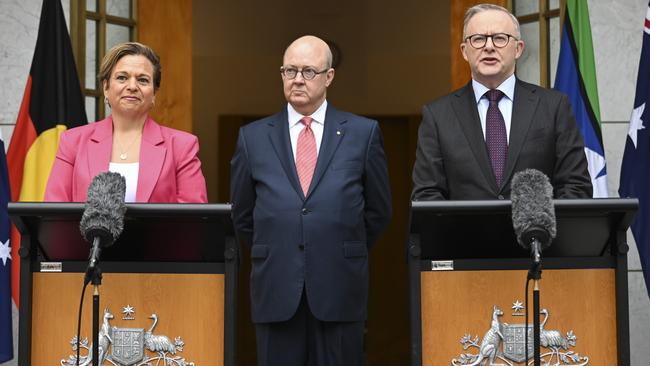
{"left": 528, "top": 239, "right": 542, "bottom": 366}
{"left": 92, "top": 284, "right": 100, "bottom": 366}
{"left": 86, "top": 236, "right": 103, "bottom": 366}
{"left": 533, "top": 280, "right": 541, "bottom": 366}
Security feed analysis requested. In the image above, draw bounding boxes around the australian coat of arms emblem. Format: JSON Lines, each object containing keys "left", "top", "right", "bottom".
{"left": 451, "top": 302, "right": 589, "bottom": 366}
{"left": 60, "top": 307, "right": 195, "bottom": 366}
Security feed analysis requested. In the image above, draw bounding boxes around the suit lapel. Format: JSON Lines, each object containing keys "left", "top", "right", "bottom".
{"left": 502, "top": 80, "right": 539, "bottom": 188}
{"left": 136, "top": 118, "right": 166, "bottom": 202}
{"left": 306, "top": 105, "right": 346, "bottom": 198}
{"left": 86, "top": 118, "right": 113, "bottom": 180}
{"left": 451, "top": 83, "right": 499, "bottom": 192}
{"left": 267, "top": 109, "right": 304, "bottom": 199}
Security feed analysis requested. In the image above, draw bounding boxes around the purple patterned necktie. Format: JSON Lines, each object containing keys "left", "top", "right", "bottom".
{"left": 485, "top": 89, "right": 507, "bottom": 186}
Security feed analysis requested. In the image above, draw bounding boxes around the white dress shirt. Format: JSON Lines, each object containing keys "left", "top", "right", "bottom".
{"left": 287, "top": 100, "right": 327, "bottom": 161}
{"left": 472, "top": 74, "right": 516, "bottom": 144}
{"left": 108, "top": 162, "right": 139, "bottom": 203}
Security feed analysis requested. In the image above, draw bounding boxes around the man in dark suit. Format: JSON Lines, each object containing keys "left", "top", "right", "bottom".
{"left": 231, "top": 35, "right": 392, "bottom": 366}
{"left": 412, "top": 4, "right": 592, "bottom": 200}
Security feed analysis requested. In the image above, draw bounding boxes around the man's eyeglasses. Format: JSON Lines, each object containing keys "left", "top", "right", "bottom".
{"left": 465, "top": 33, "right": 518, "bottom": 49}
{"left": 281, "top": 67, "right": 329, "bottom": 80}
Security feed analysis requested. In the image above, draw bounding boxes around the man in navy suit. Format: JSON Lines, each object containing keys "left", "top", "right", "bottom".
{"left": 412, "top": 4, "right": 592, "bottom": 200}
{"left": 231, "top": 35, "right": 392, "bottom": 366}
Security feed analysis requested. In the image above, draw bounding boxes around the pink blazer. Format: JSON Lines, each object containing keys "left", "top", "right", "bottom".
{"left": 44, "top": 116, "right": 208, "bottom": 203}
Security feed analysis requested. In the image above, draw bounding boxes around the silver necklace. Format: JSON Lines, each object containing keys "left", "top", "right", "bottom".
{"left": 118, "top": 133, "right": 141, "bottom": 160}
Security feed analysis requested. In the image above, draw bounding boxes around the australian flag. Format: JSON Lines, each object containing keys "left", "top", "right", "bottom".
{"left": 0, "top": 137, "right": 12, "bottom": 362}
{"left": 619, "top": 1, "right": 650, "bottom": 298}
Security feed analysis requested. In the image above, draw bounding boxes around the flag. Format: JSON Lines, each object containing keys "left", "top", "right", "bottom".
{"left": 6, "top": 0, "right": 87, "bottom": 324}
{"left": 619, "top": 1, "right": 650, "bottom": 298}
{"left": 554, "top": 0, "right": 608, "bottom": 197}
{"left": 0, "top": 137, "right": 12, "bottom": 363}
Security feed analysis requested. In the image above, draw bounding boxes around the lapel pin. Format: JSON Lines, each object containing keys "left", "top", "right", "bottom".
{"left": 336, "top": 130, "right": 342, "bottom": 136}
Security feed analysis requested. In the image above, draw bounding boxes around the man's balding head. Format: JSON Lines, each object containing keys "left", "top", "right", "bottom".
{"left": 281, "top": 35, "right": 335, "bottom": 115}
{"left": 283, "top": 35, "right": 333, "bottom": 69}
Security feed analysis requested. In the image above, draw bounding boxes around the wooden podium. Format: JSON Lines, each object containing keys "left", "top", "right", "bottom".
{"left": 9, "top": 202, "right": 238, "bottom": 366}
{"left": 407, "top": 199, "right": 637, "bottom": 366}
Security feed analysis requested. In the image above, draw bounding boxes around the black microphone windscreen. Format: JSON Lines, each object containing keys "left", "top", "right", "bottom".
{"left": 79, "top": 171, "right": 127, "bottom": 246}
{"left": 511, "top": 169, "right": 556, "bottom": 249}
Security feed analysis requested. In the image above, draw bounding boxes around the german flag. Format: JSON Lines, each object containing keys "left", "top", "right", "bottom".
{"left": 7, "top": 0, "right": 87, "bottom": 307}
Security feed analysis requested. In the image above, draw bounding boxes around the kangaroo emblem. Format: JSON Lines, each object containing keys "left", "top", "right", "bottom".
{"left": 454, "top": 305, "right": 505, "bottom": 366}
{"left": 77, "top": 308, "right": 114, "bottom": 366}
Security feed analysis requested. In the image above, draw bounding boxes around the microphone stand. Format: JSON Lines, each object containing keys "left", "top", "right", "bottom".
{"left": 85, "top": 237, "right": 103, "bottom": 366}
{"left": 528, "top": 239, "right": 543, "bottom": 366}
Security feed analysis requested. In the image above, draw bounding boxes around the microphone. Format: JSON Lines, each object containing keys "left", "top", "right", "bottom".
{"left": 511, "top": 169, "right": 556, "bottom": 261}
{"left": 80, "top": 172, "right": 127, "bottom": 282}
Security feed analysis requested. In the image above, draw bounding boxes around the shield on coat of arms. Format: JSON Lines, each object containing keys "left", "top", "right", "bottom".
{"left": 111, "top": 327, "right": 145, "bottom": 366}
{"left": 502, "top": 323, "right": 534, "bottom": 363}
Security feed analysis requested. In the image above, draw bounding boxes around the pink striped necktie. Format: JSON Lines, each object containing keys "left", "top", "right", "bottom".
{"left": 296, "top": 116, "right": 317, "bottom": 195}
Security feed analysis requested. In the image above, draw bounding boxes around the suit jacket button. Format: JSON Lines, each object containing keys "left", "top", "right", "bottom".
{"left": 301, "top": 208, "right": 308, "bottom": 215}
{"left": 299, "top": 244, "right": 305, "bottom": 250}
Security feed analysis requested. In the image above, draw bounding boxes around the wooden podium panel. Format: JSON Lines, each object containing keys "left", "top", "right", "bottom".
{"left": 420, "top": 269, "right": 617, "bottom": 365}
{"left": 31, "top": 273, "right": 225, "bottom": 365}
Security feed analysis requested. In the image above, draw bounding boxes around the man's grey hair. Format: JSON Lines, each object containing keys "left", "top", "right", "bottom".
{"left": 463, "top": 4, "right": 521, "bottom": 39}
{"left": 324, "top": 46, "right": 333, "bottom": 69}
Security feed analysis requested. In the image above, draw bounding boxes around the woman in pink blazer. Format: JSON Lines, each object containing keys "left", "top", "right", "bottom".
{"left": 45, "top": 42, "right": 207, "bottom": 203}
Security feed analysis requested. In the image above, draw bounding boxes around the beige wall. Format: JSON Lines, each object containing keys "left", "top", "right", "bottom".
{"left": 193, "top": 0, "right": 451, "bottom": 201}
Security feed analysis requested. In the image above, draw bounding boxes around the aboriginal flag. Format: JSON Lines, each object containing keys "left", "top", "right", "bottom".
{"left": 6, "top": 0, "right": 87, "bottom": 312}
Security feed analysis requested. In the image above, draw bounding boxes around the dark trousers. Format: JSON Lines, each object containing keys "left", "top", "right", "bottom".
{"left": 255, "top": 290, "right": 365, "bottom": 366}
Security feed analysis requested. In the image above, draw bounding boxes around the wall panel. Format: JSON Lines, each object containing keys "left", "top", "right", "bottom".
{"left": 138, "top": 0, "right": 192, "bottom": 133}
